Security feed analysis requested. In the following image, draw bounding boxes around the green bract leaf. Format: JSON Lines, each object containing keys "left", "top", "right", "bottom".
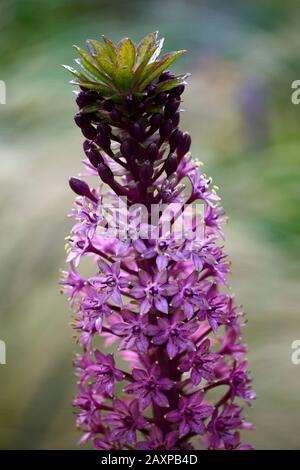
{"left": 62, "top": 64, "right": 87, "bottom": 82}
{"left": 134, "top": 31, "right": 158, "bottom": 70}
{"left": 132, "top": 42, "right": 162, "bottom": 85}
{"left": 73, "top": 45, "right": 113, "bottom": 84}
{"left": 154, "top": 75, "right": 189, "bottom": 94}
{"left": 70, "top": 80, "right": 112, "bottom": 95}
{"left": 86, "top": 39, "right": 107, "bottom": 59}
{"left": 75, "top": 58, "right": 111, "bottom": 86}
{"left": 115, "top": 66, "right": 133, "bottom": 91}
{"left": 93, "top": 56, "right": 115, "bottom": 77}
{"left": 102, "top": 35, "right": 117, "bottom": 63}
{"left": 139, "top": 50, "right": 186, "bottom": 89}
{"left": 117, "top": 38, "right": 136, "bottom": 71}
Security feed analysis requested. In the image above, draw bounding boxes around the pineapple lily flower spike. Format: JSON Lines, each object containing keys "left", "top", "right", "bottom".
{"left": 61, "top": 32, "right": 255, "bottom": 450}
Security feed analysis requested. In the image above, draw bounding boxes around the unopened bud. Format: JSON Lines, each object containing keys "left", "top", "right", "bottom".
{"left": 165, "top": 154, "right": 178, "bottom": 176}
{"left": 97, "top": 121, "right": 111, "bottom": 136}
{"left": 110, "top": 109, "right": 121, "bottom": 121}
{"left": 150, "top": 113, "right": 163, "bottom": 131}
{"left": 158, "top": 71, "right": 175, "bottom": 82}
{"left": 169, "top": 84, "right": 185, "bottom": 98}
{"left": 165, "top": 99, "right": 180, "bottom": 117}
{"left": 97, "top": 163, "right": 114, "bottom": 184}
{"left": 69, "top": 177, "right": 96, "bottom": 201}
{"left": 87, "top": 148, "right": 104, "bottom": 167}
{"left": 103, "top": 99, "right": 114, "bottom": 111}
{"left": 147, "top": 142, "right": 159, "bottom": 162}
{"left": 139, "top": 160, "right": 153, "bottom": 182}
{"left": 146, "top": 84, "right": 156, "bottom": 96}
{"left": 169, "top": 129, "right": 183, "bottom": 152}
{"left": 159, "top": 118, "right": 173, "bottom": 139}
{"left": 171, "top": 112, "right": 180, "bottom": 128}
{"left": 131, "top": 122, "right": 144, "bottom": 141}
{"left": 120, "top": 140, "right": 133, "bottom": 159}
{"left": 155, "top": 93, "right": 167, "bottom": 105}
{"left": 74, "top": 113, "right": 97, "bottom": 140}
{"left": 177, "top": 132, "right": 191, "bottom": 159}
{"left": 76, "top": 90, "right": 99, "bottom": 109}
{"left": 95, "top": 132, "right": 111, "bottom": 152}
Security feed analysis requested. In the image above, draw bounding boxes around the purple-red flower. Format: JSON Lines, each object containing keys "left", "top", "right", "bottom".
{"left": 207, "top": 404, "right": 248, "bottom": 450}
{"left": 131, "top": 270, "right": 177, "bottom": 314}
{"left": 124, "top": 365, "right": 174, "bottom": 408}
{"left": 171, "top": 271, "right": 204, "bottom": 319}
{"left": 137, "top": 427, "right": 179, "bottom": 450}
{"left": 197, "top": 293, "right": 229, "bottom": 332}
{"left": 77, "top": 350, "right": 124, "bottom": 397}
{"left": 228, "top": 361, "right": 256, "bottom": 401}
{"left": 90, "top": 260, "right": 128, "bottom": 306}
{"left": 104, "top": 399, "right": 148, "bottom": 445}
{"left": 179, "top": 339, "right": 220, "bottom": 385}
{"left": 147, "top": 313, "right": 198, "bottom": 359}
{"left": 166, "top": 392, "right": 213, "bottom": 437}
{"left": 111, "top": 310, "right": 150, "bottom": 353}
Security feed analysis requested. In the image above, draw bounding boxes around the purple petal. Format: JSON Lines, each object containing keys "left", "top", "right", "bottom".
{"left": 154, "top": 295, "right": 168, "bottom": 314}
{"left": 153, "top": 390, "right": 169, "bottom": 408}
{"left": 166, "top": 410, "right": 181, "bottom": 422}
{"left": 167, "top": 339, "right": 178, "bottom": 360}
{"left": 140, "top": 297, "right": 151, "bottom": 315}
{"left": 156, "top": 254, "right": 168, "bottom": 271}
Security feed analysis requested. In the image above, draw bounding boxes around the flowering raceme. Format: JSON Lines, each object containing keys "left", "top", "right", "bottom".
{"left": 61, "top": 32, "right": 255, "bottom": 450}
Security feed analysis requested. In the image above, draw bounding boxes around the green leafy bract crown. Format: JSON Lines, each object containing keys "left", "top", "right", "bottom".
{"left": 63, "top": 32, "right": 186, "bottom": 99}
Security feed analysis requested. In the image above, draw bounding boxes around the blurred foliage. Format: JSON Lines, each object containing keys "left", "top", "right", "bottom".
{"left": 0, "top": 0, "right": 300, "bottom": 450}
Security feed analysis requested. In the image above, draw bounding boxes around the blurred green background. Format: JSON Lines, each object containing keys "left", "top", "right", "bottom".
{"left": 0, "top": 0, "right": 300, "bottom": 449}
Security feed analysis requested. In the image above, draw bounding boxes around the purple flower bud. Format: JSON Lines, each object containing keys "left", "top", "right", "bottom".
{"left": 97, "top": 121, "right": 111, "bottom": 136}
{"left": 169, "top": 84, "right": 185, "bottom": 98}
{"left": 83, "top": 140, "right": 94, "bottom": 156}
{"left": 150, "top": 113, "right": 163, "bottom": 131}
{"left": 130, "top": 122, "right": 144, "bottom": 141}
{"left": 147, "top": 142, "right": 159, "bottom": 161}
{"left": 171, "top": 112, "right": 180, "bottom": 128}
{"left": 69, "top": 177, "right": 96, "bottom": 202}
{"left": 137, "top": 102, "right": 146, "bottom": 113}
{"left": 169, "top": 129, "right": 183, "bottom": 152}
{"left": 76, "top": 90, "right": 99, "bottom": 109}
{"left": 159, "top": 118, "right": 173, "bottom": 139}
{"left": 165, "top": 154, "right": 178, "bottom": 176}
{"left": 155, "top": 93, "right": 167, "bottom": 105}
{"left": 103, "top": 99, "right": 114, "bottom": 111}
{"left": 177, "top": 132, "right": 191, "bottom": 159}
{"left": 110, "top": 109, "right": 122, "bottom": 121}
{"left": 74, "top": 113, "right": 97, "bottom": 140}
{"left": 87, "top": 147, "right": 104, "bottom": 167}
{"left": 95, "top": 132, "right": 111, "bottom": 152}
{"left": 120, "top": 140, "right": 134, "bottom": 160}
{"left": 97, "top": 163, "right": 114, "bottom": 184}
{"left": 158, "top": 71, "right": 175, "bottom": 82}
{"left": 139, "top": 160, "right": 153, "bottom": 182}
{"left": 146, "top": 84, "right": 156, "bottom": 96}
{"left": 165, "top": 99, "right": 180, "bottom": 117}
